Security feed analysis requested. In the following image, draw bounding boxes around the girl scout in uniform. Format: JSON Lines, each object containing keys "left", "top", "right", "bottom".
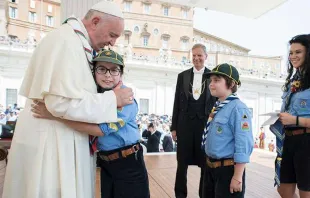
{"left": 201, "top": 63, "right": 253, "bottom": 198}
{"left": 271, "top": 34, "right": 310, "bottom": 198}
{"left": 32, "top": 49, "right": 150, "bottom": 198}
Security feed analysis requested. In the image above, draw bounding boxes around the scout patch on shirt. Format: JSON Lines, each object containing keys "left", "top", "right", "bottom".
{"left": 241, "top": 121, "right": 250, "bottom": 131}
{"left": 216, "top": 126, "right": 223, "bottom": 134}
{"left": 117, "top": 119, "right": 125, "bottom": 127}
{"left": 109, "top": 123, "right": 118, "bottom": 131}
{"left": 300, "top": 100, "right": 307, "bottom": 108}
{"left": 299, "top": 100, "right": 308, "bottom": 112}
{"left": 242, "top": 114, "right": 248, "bottom": 119}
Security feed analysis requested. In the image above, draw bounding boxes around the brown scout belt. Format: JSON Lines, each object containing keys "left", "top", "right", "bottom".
{"left": 98, "top": 144, "right": 140, "bottom": 162}
{"left": 285, "top": 128, "right": 310, "bottom": 136}
{"left": 206, "top": 157, "right": 235, "bottom": 168}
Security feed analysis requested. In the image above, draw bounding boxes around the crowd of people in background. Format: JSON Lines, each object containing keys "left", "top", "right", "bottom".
{"left": 0, "top": 103, "right": 20, "bottom": 120}
{"left": 0, "top": 103, "right": 20, "bottom": 138}
{"left": 0, "top": 105, "right": 278, "bottom": 154}
{"left": 136, "top": 113, "right": 175, "bottom": 153}
{"left": 0, "top": 103, "right": 277, "bottom": 154}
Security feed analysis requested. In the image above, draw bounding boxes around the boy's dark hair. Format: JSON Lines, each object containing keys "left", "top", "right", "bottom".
{"left": 214, "top": 74, "right": 238, "bottom": 93}
{"left": 148, "top": 123, "right": 154, "bottom": 129}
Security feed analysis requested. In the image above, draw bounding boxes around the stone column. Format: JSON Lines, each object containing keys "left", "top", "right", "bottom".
{"left": 164, "top": 83, "right": 174, "bottom": 115}
{"left": 155, "top": 82, "right": 165, "bottom": 115}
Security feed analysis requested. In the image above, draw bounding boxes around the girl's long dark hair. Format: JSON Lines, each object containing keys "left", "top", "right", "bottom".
{"left": 283, "top": 34, "right": 310, "bottom": 91}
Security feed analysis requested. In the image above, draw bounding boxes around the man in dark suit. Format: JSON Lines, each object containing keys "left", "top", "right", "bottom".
{"left": 146, "top": 123, "right": 161, "bottom": 153}
{"left": 162, "top": 133, "right": 173, "bottom": 152}
{"left": 171, "top": 44, "right": 216, "bottom": 198}
{"left": 142, "top": 128, "right": 150, "bottom": 139}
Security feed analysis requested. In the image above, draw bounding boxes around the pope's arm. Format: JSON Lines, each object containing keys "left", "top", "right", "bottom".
{"left": 44, "top": 91, "right": 117, "bottom": 124}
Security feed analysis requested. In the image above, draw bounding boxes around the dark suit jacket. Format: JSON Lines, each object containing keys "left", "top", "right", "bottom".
{"left": 146, "top": 131, "right": 161, "bottom": 152}
{"left": 162, "top": 135, "right": 173, "bottom": 152}
{"left": 171, "top": 67, "right": 215, "bottom": 132}
{"left": 170, "top": 67, "right": 216, "bottom": 164}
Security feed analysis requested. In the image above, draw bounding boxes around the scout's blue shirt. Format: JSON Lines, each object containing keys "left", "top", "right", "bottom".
{"left": 205, "top": 99, "right": 254, "bottom": 163}
{"left": 281, "top": 88, "right": 310, "bottom": 117}
{"left": 97, "top": 99, "right": 140, "bottom": 151}
{"left": 270, "top": 87, "right": 310, "bottom": 186}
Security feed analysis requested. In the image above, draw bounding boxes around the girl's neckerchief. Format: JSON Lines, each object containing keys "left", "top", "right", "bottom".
{"left": 285, "top": 70, "right": 302, "bottom": 111}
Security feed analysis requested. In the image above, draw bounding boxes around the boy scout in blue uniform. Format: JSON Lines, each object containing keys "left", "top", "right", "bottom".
{"left": 91, "top": 50, "right": 150, "bottom": 198}
{"left": 201, "top": 63, "right": 254, "bottom": 198}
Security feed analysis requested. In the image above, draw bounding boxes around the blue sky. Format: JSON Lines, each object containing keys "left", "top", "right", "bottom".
{"left": 194, "top": 0, "right": 310, "bottom": 59}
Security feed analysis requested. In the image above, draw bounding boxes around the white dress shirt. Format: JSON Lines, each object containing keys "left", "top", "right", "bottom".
{"left": 192, "top": 67, "right": 205, "bottom": 100}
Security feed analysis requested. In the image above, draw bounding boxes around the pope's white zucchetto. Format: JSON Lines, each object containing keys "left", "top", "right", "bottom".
{"left": 90, "top": 0, "right": 124, "bottom": 19}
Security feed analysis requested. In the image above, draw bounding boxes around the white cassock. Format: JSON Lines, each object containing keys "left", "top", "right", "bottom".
{"left": 2, "top": 23, "right": 117, "bottom": 198}
{"left": 0, "top": 157, "right": 6, "bottom": 197}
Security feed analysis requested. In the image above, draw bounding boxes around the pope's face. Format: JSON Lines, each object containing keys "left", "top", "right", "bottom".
{"left": 91, "top": 16, "right": 124, "bottom": 51}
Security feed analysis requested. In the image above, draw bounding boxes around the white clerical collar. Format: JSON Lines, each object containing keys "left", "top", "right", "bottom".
{"left": 193, "top": 67, "right": 205, "bottom": 74}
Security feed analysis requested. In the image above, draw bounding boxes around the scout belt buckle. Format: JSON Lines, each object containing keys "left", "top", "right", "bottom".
{"left": 132, "top": 144, "right": 139, "bottom": 160}
{"left": 120, "top": 144, "right": 139, "bottom": 160}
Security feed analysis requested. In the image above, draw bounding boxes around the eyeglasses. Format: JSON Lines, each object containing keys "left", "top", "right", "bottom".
{"left": 95, "top": 66, "right": 120, "bottom": 76}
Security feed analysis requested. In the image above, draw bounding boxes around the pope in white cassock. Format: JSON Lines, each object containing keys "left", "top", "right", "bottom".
{"left": 2, "top": 1, "right": 134, "bottom": 198}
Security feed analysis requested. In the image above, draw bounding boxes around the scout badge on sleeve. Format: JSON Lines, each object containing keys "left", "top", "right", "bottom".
{"left": 241, "top": 121, "right": 250, "bottom": 131}
{"left": 300, "top": 100, "right": 307, "bottom": 109}
{"left": 216, "top": 126, "right": 223, "bottom": 134}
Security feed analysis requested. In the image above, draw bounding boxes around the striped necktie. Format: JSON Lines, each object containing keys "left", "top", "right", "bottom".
{"left": 201, "top": 94, "right": 239, "bottom": 148}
